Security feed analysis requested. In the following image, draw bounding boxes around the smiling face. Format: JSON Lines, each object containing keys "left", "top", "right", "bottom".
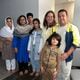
{"left": 33, "top": 20, "right": 39, "bottom": 29}
{"left": 19, "top": 17, "right": 26, "bottom": 26}
{"left": 27, "top": 16, "right": 33, "bottom": 24}
{"left": 43, "top": 11, "right": 56, "bottom": 27}
{"left": 51, "top": 37, "right": 59, "bottom": 46}
{"left": 58, "top": 11, "right": 68, "bottom": 26}
{"left": 46, "top": 12, "right": 55, "bottom": 25}
{"left": 6, "top": 18, "right": 12, "bottom": 27}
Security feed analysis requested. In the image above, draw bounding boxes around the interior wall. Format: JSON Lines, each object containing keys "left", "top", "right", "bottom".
{"left": 55, "top": 1, "right": 75, "bottom": 22}
{"left": 0, "top": 0, "right": 38, "bottom": 28}
{"left": 73, "top": 0, "right": 80, "bottom": 30}
{"left": 39, "top": 0, "right": 55, "bottom": 25}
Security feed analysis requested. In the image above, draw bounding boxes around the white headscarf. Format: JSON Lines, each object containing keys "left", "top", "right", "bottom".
{"left": 0, "top": 17, "right": 14, "bottom": 38}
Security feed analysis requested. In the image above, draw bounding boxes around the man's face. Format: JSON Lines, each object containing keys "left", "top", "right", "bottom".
{"left": 58, "top": 12, "right": 68, "bottom": 26}
{"left": 27, "top": 16, "right": 33, "bottom": 24}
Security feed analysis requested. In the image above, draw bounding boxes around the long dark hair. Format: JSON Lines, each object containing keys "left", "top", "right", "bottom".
{"left": 43, "top": 10, "right": 56, "bottom": 28}
{"left": 17, "top": 15, "right": 27, "bottom": 25}
{"left": 29, "top": 18, "right": 41, "bottom": 34}
{"left": 47, "top": 33, "right": 61, "bottom": 47}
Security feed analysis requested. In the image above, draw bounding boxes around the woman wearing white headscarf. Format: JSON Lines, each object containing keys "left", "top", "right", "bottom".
{"left": 0, "top": 17, "right": 15, "bottom": 71}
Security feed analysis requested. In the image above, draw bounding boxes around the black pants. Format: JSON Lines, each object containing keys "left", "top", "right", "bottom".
{"left": 18, "top": 62, "right": 28, "bottom": 72}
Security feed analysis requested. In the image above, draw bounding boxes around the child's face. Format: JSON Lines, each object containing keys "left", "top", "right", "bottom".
{"left": 6, "top": 19, "right": 12, "bottom": 27}
{"left": 51, "top": 37, "right": 58, "bottom": 46}
{"left": 20, "top": 17, "right": 26, "bottom": 25}
{"left": 27, "top": 16, "right": 33, "bottom": 24}
{"left": 33, "top": 21, "right": 39, "bottom": 29}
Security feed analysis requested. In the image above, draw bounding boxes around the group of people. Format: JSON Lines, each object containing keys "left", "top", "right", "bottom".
{"left": 0, "top": 9, "right": 80, "bottom": 80}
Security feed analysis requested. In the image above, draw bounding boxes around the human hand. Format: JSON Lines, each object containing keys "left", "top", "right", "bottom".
{"left": 40, "top": 66, "right": 44, "bottom": 73}
{"left": 52, "top": 71, "right": 57, "bottom": 80}
{"left": 15, "top": 48, "right": 18, "bottom": 53}
{"left": 61, "top": 53, "right": 69, "bottom": 61}
{"left": 6, "top": 37, "right": 12, "bottom": 41}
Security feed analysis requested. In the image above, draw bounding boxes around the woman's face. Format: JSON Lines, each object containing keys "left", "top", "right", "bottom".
{"left": 46, "top": 12, "right": 54, "bottom": 24}
{"left": 20, "top": 17, "right": 26, "bottom": 25}
{"left": 51, "top": 37, "right": 58, "bottom": 46}
{"left": 33, "top": 20, "right": 39, "bottom": 29}
{"left": 6, "top": 19, "right": 12, "bottom": 27}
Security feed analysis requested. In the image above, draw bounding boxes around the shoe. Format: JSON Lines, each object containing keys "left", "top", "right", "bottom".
{"left": 35, "top": 72, "right": 39, "bottom": 77}
{"left": 11, "top": 68, "right": 16, "bottom": 72}
{"left": 6, "top": 69, "right": 11, "bottom": 72}
{"left": 30, "top": 71, "right": 35, "bottom": 76}
{"left": 24, "top": 70, "right": 28, "bottom": 74}
{"left": 19, "top": 71, "right": 23, "bottom": 76}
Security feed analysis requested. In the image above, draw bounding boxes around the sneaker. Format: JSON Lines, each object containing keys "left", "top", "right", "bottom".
{"left": 6, "top": 68, "right": 11, "bottom": 72}
{"left": 12, "top": 70, "right": 15, "bottom": 73}
{"left": 35, "top": 72, "right": 39, "bottom": 77}
{"left": 30, "top": 71, "right": 35, "bottom": 76}
{"left": 19, "top": 71, "right": 23, "bottom": 76}
{"left": 24, "top": 70, "right": 28, "bottom": 74}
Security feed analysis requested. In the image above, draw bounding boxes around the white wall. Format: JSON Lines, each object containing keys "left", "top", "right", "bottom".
{"left": 39, "top": 0, "right": 55, "bottom": 25}
{"left": 73, "top": 0, "right": 80, "bottom": 29}
{"left": 55, "top": 1, "right": 75, "bottom": 22}
{"left": 0, "top": 0, "right": 38, "bottom": 28}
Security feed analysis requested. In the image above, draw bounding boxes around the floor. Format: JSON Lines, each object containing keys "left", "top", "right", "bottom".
{"left": 0, "top": 50, "right": 80, "bottom": 80}
{"left": 0, "top": 52, "right": 40, "bottom": 80}
{"left": 0, "top": 53, "right": 16, "bottom": 80}
{"left": 3, "top": 72, "right": 41, "bottom": 80}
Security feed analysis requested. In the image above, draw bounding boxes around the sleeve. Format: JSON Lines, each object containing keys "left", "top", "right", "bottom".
{"left": 12, "top": 36, "right": 17, "bottom": 48}
{"left": 38, "top": 38, "right": 43, "bottom": 53}
{"left": 27, "top": 36, "right": 32, "bottom": 51}
{"left": 40, "top": 43, "right": 48, "bottom": 66}
{"left": 41, "top": 28, "right": 46, "bottom": 45}
{"left": 72, "top": 25, "right": 80, "bottom": 47}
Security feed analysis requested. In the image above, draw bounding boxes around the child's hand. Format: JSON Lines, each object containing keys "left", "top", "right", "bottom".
{"left": 40, "top": 66, "right": 44, "bottom": 73}
{"left": 52, "top": 69, "right": 57, "bottom": 80}
{"left": 52, "top": 71, "right": 57, "bottom": 80}
{"left": 15, "top": 48, "right": 18, "bottom": 53}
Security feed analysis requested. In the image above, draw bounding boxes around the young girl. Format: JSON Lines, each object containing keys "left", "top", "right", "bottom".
{"left": 12, "top": 15, "right": 32, "bottom": 75}
{"left": 40, "top": 33, "right": 61, "bottom": 80}
{"left": 28, "top": 18, "right": 42, "bottom": 77}
{"left": 0, "top": 17, "right": 15, "bottom": 71}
